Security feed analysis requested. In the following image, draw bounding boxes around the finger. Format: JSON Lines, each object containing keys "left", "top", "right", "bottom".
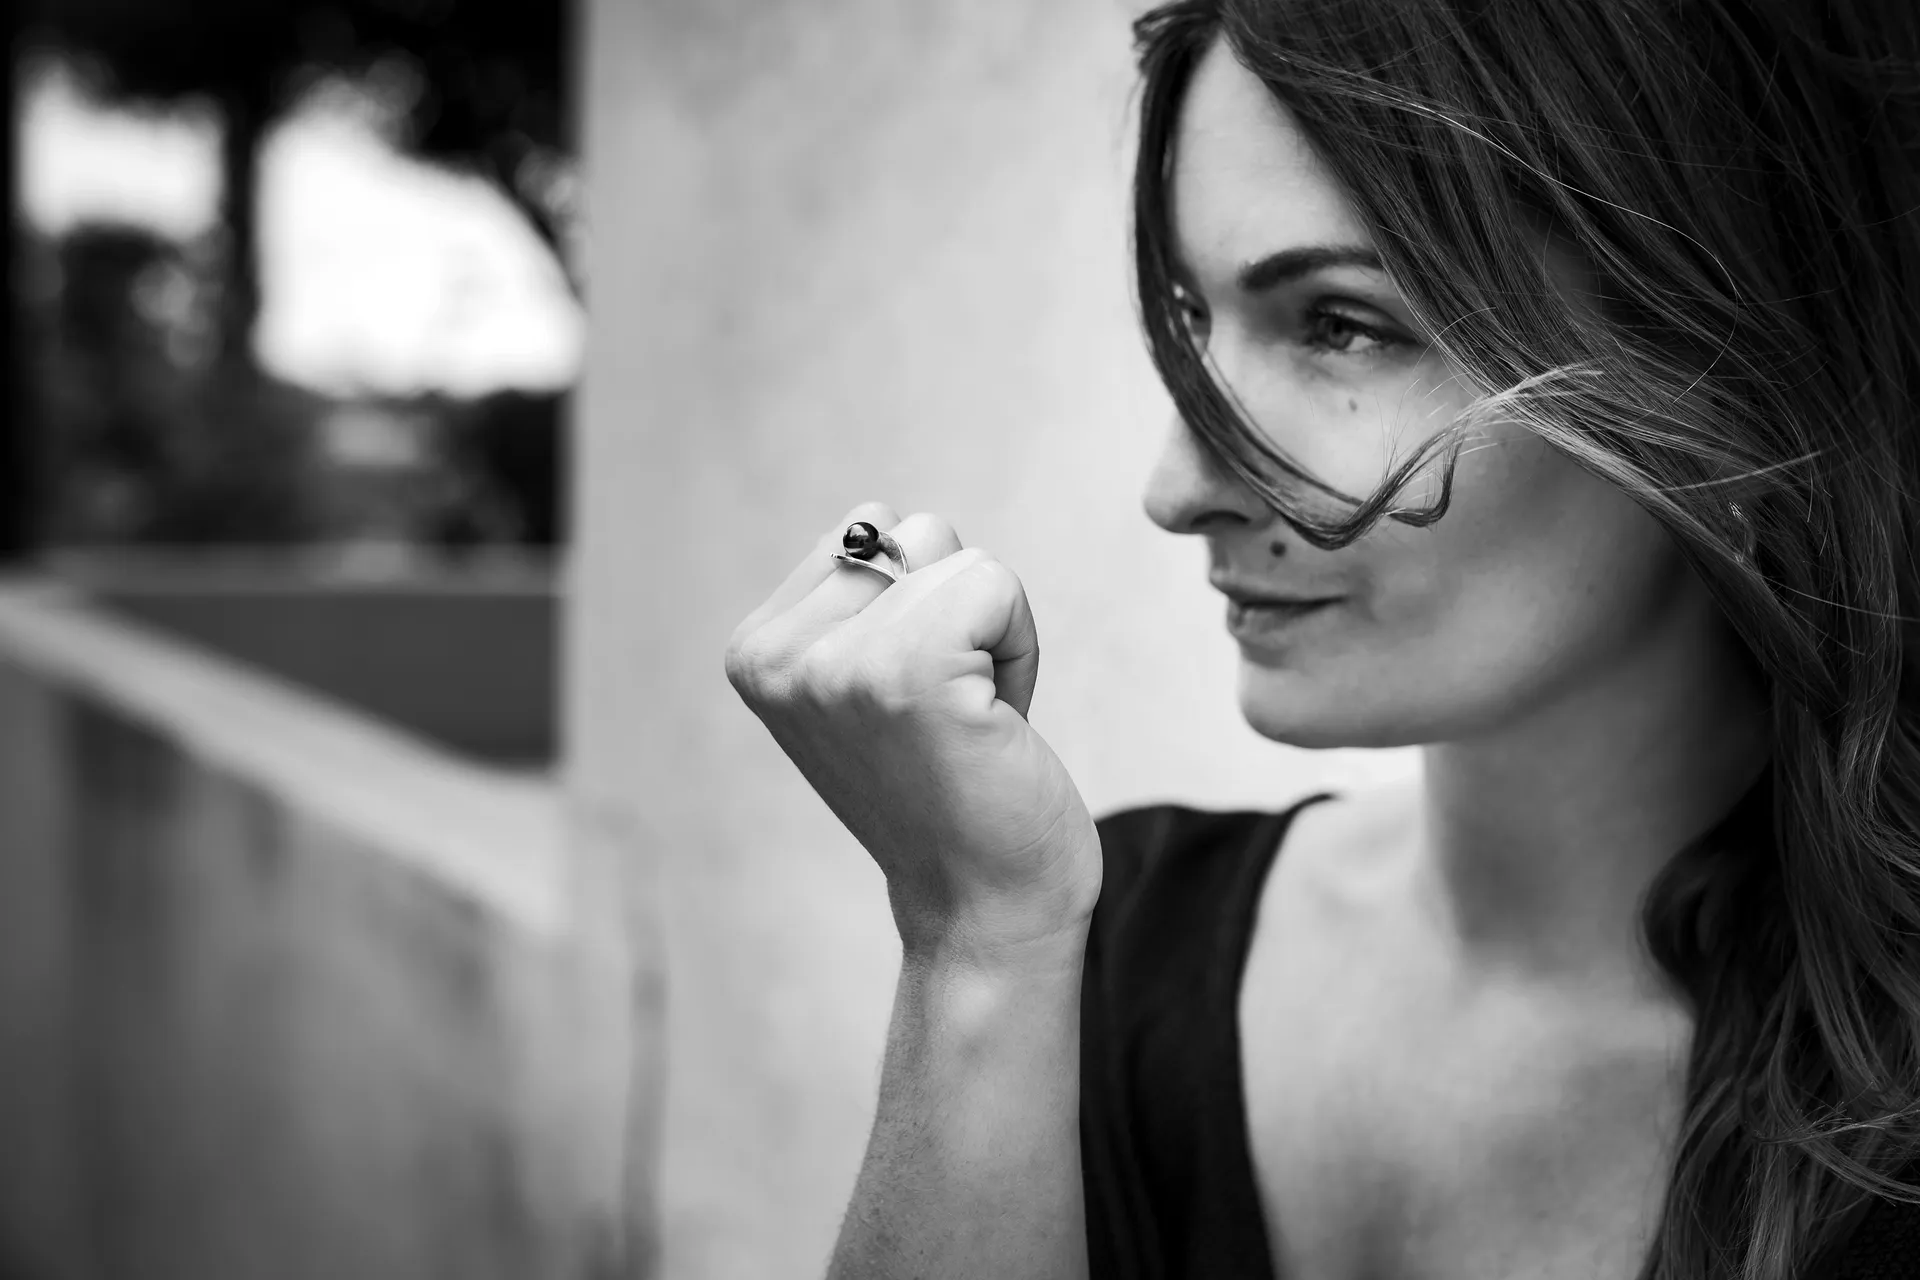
{"left": 948, "top": 557, "right": 1042, "bottom": 721}
{"left": 782, "top": 510, "right": 967, "bottom": 635}
{"left": 735, "top": 501, "right": 898, "bottom": 641}
{"left": 857, "top": 548, "right": 1040, "bottom": 721}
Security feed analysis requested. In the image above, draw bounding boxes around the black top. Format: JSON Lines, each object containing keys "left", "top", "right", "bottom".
{"left": 1078, "top": 800, "right": 1920, "bottom": 1280}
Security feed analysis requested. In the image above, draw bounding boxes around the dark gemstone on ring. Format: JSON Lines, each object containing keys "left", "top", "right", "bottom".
{"left": 843, "top": 521, "right": 882, "bottom": 558}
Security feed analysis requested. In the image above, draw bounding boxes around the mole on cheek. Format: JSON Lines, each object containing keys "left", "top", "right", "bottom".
{"left": 1347, "top": 397, "right": 1358, "bottom": 412}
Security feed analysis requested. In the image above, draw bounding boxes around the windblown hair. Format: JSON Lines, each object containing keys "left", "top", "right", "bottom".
{"left": 1130, "top": 2, "right": 1920, "bottom": 1277}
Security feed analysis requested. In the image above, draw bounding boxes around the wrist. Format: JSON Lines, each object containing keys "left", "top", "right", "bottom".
{"left": 890, "top": 839, "right": 1103, "bottom": 980}
{"left": 895, "top": 929, "right": 1087, "bottom": 1076}
{"left": 902, "top": 914, "right": 1090, "bottom": 986}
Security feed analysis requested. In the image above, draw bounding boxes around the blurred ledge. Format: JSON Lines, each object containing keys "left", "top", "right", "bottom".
{"left": 0, "top": 573, "right": 565, "bottom": 935}
{"left": 45, "top": 544, "right": 561, "bottom": 771}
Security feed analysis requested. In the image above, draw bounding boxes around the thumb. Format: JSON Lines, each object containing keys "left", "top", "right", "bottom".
{"left": 953, "top": 557, "right": 1041, "bottom": 720}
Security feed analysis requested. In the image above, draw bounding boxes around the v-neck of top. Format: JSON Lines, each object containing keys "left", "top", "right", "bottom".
{"left": 1078, "top": 795, "right": 1920, "bottom": 1280}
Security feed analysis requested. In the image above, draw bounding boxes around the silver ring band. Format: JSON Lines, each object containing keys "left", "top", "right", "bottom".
{"left": 830, "top": 551, "right": 900, "bottom": 584}
{"left": 872, "top": 532, "right": 910, "bottom": 572}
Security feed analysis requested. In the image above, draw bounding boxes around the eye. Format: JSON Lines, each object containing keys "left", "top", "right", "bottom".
{"left": 1303, "top": 305, "right": 1403, "bottom": 356}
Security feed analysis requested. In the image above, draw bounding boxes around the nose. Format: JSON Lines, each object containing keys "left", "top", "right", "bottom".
{"left": 1141, "top": 410, "right": 1274, "bottom": 537}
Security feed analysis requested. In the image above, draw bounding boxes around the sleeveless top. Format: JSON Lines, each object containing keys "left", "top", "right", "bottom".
{"left": 1078, "top": 799, "right": 1920, "bottom": 1280}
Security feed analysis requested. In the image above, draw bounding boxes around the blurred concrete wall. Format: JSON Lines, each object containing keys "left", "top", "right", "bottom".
{"left": 0, "top": 584, "right": 628, "bottom": 1280}
{"left": 568, "top": 3, "right": 1416, "bottom": 1279}
{"left": 69, "top": 551, "right": 559, "bottom": 767}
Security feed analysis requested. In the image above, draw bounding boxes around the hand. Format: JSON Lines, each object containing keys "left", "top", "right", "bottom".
{"left": 725, "top": 502, "right": 1101, "bottom": 966}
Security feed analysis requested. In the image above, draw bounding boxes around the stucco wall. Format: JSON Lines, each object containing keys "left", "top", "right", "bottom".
{"left": 566, "top": 3, "right": 1418, "bottom": 1278}
{"left": 0, "top": 584, "right": 629, "bottom": 1280}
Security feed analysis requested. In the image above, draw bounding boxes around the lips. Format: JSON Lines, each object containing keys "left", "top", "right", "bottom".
{"left": 1224, "top": 597, "right": 1340, "bottom": 651}
{"left": 1212, "top": 576, "right": 1343, "bottom": 653}
{"left": 1209, "top": 578, "right": 1343, "bottom": 608}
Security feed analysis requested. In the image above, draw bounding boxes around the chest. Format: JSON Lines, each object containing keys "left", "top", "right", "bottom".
{"left": 1235, "top": 859, "right": 1692, "bottom": 1280}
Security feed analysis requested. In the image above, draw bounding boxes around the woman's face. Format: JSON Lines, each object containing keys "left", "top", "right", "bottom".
{"left": 1143, "top": 38, "right": 1701, "bottom": 749}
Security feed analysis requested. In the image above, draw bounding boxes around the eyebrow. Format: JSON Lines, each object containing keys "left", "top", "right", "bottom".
{"left": 1235, "top": 244, "right": 1385, "bottom": 293}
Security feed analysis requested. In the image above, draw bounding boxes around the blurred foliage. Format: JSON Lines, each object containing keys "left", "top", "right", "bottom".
{"left": 11, "top": 0, "right": 574, "bottom": 551}
{"left": 22, "top": 0, "right": 575, "bottom": 265}
{"left": 24, "top": 227, "right": 324, "bottom": 542}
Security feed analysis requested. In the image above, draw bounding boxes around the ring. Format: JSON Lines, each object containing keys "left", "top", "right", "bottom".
{"left": 830, "top": 520, "right": 910, "bottom": 584}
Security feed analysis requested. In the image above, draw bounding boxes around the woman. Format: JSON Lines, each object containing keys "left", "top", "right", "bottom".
{"left": 725, "top": 1, "right": 1920, "bottom": 1276}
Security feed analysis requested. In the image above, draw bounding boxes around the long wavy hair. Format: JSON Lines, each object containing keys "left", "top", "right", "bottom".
{"left": 1130, "top": 2, "right": 1920, "bottom": 1277}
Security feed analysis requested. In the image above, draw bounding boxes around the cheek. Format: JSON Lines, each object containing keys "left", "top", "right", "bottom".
{"left": 1307, "top": 357, "right": 1476, "bottom": 502}
{"left": 1360, "top": 429, "right": 1687, "bottom": 694}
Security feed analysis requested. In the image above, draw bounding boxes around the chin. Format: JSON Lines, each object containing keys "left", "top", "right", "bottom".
{"left": 1235, "top": 660, "right": 1430, "bottom": 750}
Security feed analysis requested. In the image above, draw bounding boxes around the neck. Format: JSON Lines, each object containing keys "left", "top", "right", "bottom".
{"left": 1413, "top": 592, "right": 1769, "bottom": 990}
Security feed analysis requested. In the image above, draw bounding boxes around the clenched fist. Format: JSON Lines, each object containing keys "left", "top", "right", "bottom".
{"left": 725, "top": 502, "right": 1102, "bottom": 967}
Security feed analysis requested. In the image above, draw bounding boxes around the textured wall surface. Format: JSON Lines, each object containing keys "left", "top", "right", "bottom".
{"left": 0, "top": 585, "right": 628, "bottom": 1280}
{"left": 567, "top": 3, "right": 1417, "bottom": 1278}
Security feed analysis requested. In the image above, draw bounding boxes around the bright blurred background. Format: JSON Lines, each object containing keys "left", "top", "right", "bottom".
{"left": 11, "top": 0, "right": 577, "bottom": 557}
{"left": 6, "top": 0, "right": 579, "bottom": 770}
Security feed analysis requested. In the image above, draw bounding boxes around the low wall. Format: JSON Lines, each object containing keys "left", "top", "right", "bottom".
{"left": 51, "top": 549, "right": 558, "bottom": 768}
{"left": 0, "top": 580, "right": 634, "bottom": 1280}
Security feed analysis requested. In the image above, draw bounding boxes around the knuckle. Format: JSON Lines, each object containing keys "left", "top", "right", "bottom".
{"left": 895, "top": 511, "right": 957, "bottom": 544}
{"left": 958, "top": 547, "right": 1013, "bottom": 586}
{"left": 724, "top": 634, "right": 774, "bottom": 698}
{"left": 950, "top": 545, "right": 997, "bottom": 570}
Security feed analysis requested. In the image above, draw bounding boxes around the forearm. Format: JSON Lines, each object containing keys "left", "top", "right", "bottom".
{"left": 826, "top": 936, "right": 1091, "bottom": 1280}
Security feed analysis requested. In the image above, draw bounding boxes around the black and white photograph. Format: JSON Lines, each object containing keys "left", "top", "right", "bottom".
{"left": 2, "top": 3, "right": 1918, "bottom": 1279}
